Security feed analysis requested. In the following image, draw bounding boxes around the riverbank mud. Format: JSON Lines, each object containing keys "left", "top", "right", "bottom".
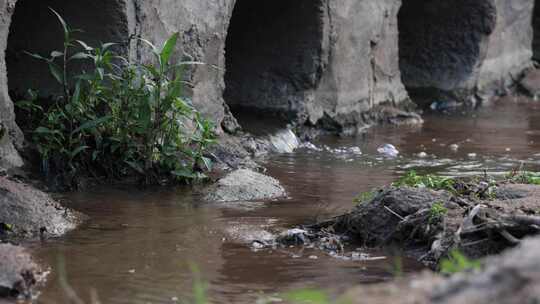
{"left": 281, "top": 175, "right": 540, "bottom": 268}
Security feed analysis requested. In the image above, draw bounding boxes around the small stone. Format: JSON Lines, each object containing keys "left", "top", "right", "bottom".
{"left": 377, "top": 144, "right": 399, "bottom": 158}
{"left": 449, "top": 144, "right": 459, "bottom": 152}
{"left": 468, "top": 153, "right": 477, "bottom": 159}
{"left": 308, "top": 255, "right": 318, "bottom": 260}
{"left": 417, "top": 152, "right": 428, "bottom": 158}
{"left": 204, "top": 169, "right": 287, "bottom": 202}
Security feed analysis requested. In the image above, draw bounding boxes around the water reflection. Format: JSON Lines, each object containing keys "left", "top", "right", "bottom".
{"left": 33, "top": 99, "right": 540, "bottom": 303}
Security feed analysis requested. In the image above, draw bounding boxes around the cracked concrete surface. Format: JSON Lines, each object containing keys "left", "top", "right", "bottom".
{"left": 0, "top": 0, "right": 538, "bottom": 169}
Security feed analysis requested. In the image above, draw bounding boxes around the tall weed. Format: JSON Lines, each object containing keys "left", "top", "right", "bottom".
{"left": 17, "top": 9, "right": 215, "bottom": 187}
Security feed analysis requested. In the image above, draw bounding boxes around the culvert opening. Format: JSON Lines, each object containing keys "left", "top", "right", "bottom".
{"left": 533, "top": 0, "right": 540, "bottom": 62}
{"left": 224, "top": 0, "right": 325, "bottom": 133}
{"left": 398, "top": 0, "right": 496, "bottom": 106}
{"left": 6, "top": 0, "right": 128, "bottom": 128}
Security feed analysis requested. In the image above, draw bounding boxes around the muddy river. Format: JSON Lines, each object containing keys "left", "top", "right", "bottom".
{"left": 30, "top": 97, "right": 540, "bottom": 303}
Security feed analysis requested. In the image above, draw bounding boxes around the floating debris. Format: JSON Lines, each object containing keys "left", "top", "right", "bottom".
{"left": 377, "top": 144, "right": 399, "bottom": 158}
{"left": 269, "top": 129, "right": 300, "bottom": 153}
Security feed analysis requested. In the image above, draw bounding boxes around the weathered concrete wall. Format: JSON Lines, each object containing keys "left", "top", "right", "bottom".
{"left": 1, "top": 0, "right": 539, "bottom": 169}
{"left": 0, "top": 0, "right": 23, "bottom": 170}
{"left": 477, "top": 0, "right": 535, "bottom": 97}
{"left": 132, "top": 0, "right": 233, "bottom": 133}
{"left": 0, "top": 0, "right": 132, "bottom": 170}
{"left": 6, "top": 0, "right": 130, "bottom": 98}
{"left": 309, "top": 0, "right": 408, "bottom": 131}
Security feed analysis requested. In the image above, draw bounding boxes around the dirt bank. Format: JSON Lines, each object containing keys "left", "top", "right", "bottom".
{"left": 281, "top": 174, "right": 540, "bottom": 268}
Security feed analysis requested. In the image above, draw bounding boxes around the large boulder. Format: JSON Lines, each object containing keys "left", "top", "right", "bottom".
{"left": 204, "top": 169, "right": 286, "bottom": 202}
{"left": 0, "top": 176, "right": 83, "bottom": 240}
{"left": 0, "top": 244, "right": 40, "bottom": 299}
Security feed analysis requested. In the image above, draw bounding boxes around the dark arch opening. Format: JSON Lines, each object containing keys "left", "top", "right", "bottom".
{"left": 223, "top": 0, "right": 325, "bottom": 132}
{"left": 6, "top": 0, "right": 129, "bottom": 101}
{"left": 533, "top": 0, "right": 540, "bottom": 62}
{"left": 398, "top": 0, "right": 496, "bottom": 106}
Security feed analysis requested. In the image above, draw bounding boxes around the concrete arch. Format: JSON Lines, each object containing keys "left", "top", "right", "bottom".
{"left": 398, "top": 0, "right": 497, "bottom": 105}
{"left": 223, "top": 0, "right": 326, "bottom": 127}
{"left": 534, "top": 0, "right": 540, "bottom": 61}
{"left": 5, "top": 0, "right": 131, "bottom": 99}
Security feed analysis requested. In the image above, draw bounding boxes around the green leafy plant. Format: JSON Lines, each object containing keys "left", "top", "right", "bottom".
{"left": 440, "top": 250, "right": 481, "bottom": 275}
{"left": 285, "top": 289, "right": 331, "bottom": 304}
{"left": 188, "top": 264, "right": 209, "bottom": 304}
{"left": 506, "top": 170, "right": 540, "bottom": 185}
{"left": 283, "top": 289, "right": 352, "bottom": 304}
{"left": 18, "top": 9, "right": 216, "bottom": 187}
{"left": 429, "top": 202, "right": 448, "bottom": 224}
{"left": 394, "top": 170, "right": 455, "bottom": 191}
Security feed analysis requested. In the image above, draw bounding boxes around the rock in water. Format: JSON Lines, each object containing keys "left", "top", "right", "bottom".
{"left": 377, "top": 144, "right": 399, "bottom": 158}
{"left": 204, "top": 169, "right": 287, "bottom": 202}
{"left": 0, "top": 177, "right": 83, "bottom": 240}
{"left": 0, "top": 244, "right": 41, "bottom": 299}
{"left": 269, "top": 129, "right": 300, "bottom": 153}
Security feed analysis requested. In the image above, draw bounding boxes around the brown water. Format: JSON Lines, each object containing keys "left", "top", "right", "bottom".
{"left": 30, "top": 97, "right": 540, "bottom": 304}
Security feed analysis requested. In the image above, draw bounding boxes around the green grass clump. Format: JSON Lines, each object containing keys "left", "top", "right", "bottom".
{"left": 440, "top": 250, "right": 481, "bottom": 275}
{"left": 16, "top": 9, "right": 215, "bottom": 187}
{"left": 506, "top": 171, "right": 540, "bottom": 185}
{"left": 429, "top": 202, "right": 448, "bottom": 224}
{"left": 394, "top": 170, "right": 455, "bottom": 191}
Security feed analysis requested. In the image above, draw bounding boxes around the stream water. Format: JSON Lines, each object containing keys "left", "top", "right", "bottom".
{"left": 30, "top": 97, "right": 540, "bottom": 304}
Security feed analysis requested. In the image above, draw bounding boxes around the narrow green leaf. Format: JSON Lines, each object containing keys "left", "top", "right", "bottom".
{"left": 48, "top": 62, "right": 64, "bottom": 84}
{"left": 34, "top": 126, "right": 60, "bottom": 134}
{"left": 160, "top": 32, "right": 179, "bottom": 66}
{"left": 25, "top": 51, "right": 49, "bottom": 62}
{"left": 69, "top": 52, "right": 91, "bottom": 61}
{"left": 49, "top": 8, "right": 69, "bottom": 40}
{"left": 70, "top": 145, "right": 89, "bottom": 159}
{"left": 72, "top": 116, "right": 111, "bottom": 135}
{"left": 200, "top": 156, "right": 213, "bottom": 171}
{"left": 171, "top": 168, "right": 197, "bottom": 179}
{"left": 101, "top": 42, "right": 117, "bottom": 51}
{"left": 51, "top": 51, "right": 64, "bottom": 58}
{"left": 137, "top": 38, "right": 158, "bottom": 53}
{"left": 71, "top": 81, "right": 81, "bottom": 104}
{"left": 124, "top": 160, "right": 145, "bottom": 174}
{"left": 76, "top": 40, "right": 93, "bottom": 51}
{"left": 285, "top": 289, "right": 330, "bottom": 304}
